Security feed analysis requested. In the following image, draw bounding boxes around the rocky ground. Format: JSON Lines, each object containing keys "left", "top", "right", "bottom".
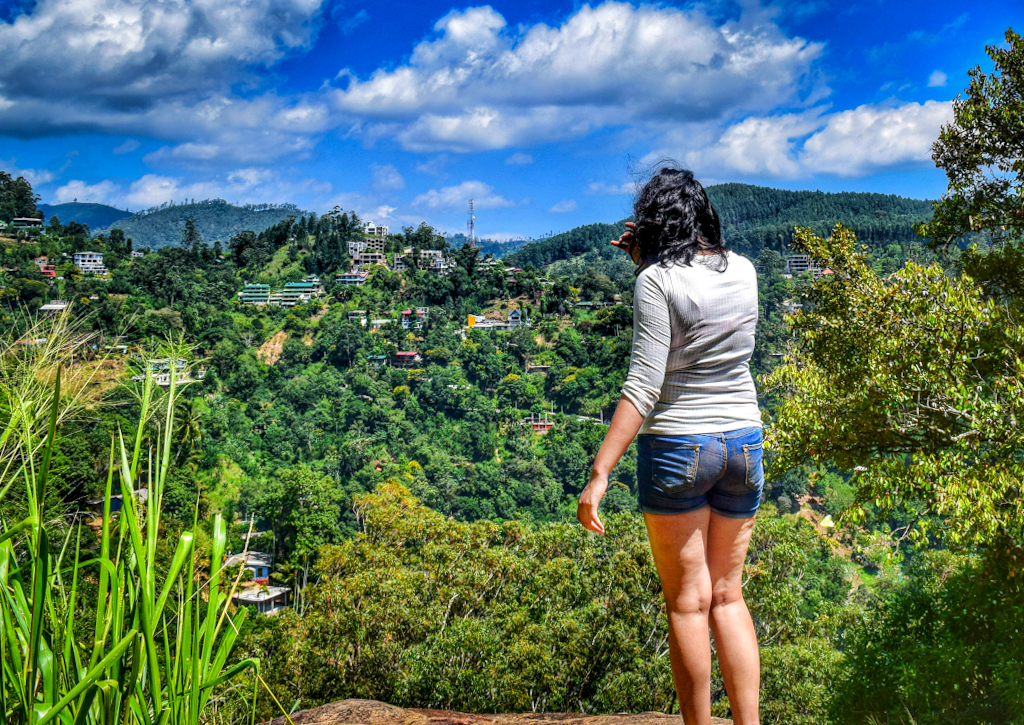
{"left": 265, "top": 699, "right": 731, "bottom": 725}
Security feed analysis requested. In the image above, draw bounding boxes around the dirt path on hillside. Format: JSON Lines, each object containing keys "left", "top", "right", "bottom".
{"left": 256, "top": 330, "right": 287, "bottom": 365}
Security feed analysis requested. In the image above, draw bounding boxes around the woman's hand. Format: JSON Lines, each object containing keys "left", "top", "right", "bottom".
{"left": 577, "top": 472, "right": 609, "bottom": 535}
{"left": 611, "top": 221, "right": 642, "bottom": 265}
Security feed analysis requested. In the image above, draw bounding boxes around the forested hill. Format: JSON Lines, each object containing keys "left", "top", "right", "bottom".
{"left": 38, "top": 202, "right": 132, "bottom": 229}
{"left": 506, "top": 183, "right": 934, "bottom": 267}
{"left": 97, "top": 199, "right": 309, "bottom": 248}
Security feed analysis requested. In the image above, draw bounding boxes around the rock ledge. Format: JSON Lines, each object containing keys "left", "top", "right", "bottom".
{"left": 265, "top": 699, "right": 731, "bottom": 725}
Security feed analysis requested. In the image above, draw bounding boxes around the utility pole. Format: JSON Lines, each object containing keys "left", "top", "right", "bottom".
{"left": 467, "top": 199, "right": 475, "bottom": 247}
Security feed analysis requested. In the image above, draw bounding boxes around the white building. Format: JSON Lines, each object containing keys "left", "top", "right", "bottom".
{"left": 336, "top": 271, "right": 369, "bottom": 286}
{"left": 393, "top": 248, "right": 451, "bottom": 274}
{"left": 232, "top": 586, "right": 290, "bottom": 615}
{"left": 363, "top": 220, "right": 389, "bottom": 237}
{"left": 73, "top": 252, "right": 107, "bottom": 275}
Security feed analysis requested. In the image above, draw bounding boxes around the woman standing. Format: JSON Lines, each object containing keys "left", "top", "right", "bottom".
{"left": 577, "top": 168, "right": 763, "bottom": 725}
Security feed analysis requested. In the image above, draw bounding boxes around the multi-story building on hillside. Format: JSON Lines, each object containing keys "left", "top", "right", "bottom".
{"left": 277, "top": 277, "right": 322, "bottom": 307}
{"left": 240, "top": 283, "right": 271, "bottom": 305}
{"left": 348, "top": 238, "right": 385, "bottom": 256}
{"left": 393, "top": 248, "right": 450, "bottom": 274}
{"left": 73, "top": 252, "right": 107, "bottom": 275}
{"left": 352, "top": 252, "right": 387, "bottom": 271}
{"left": 336, "top": 271, "right": 369, "bottom": 286}
{"left": 785, "top": 254, "right": 828, "bottom": 278}
{"left": 34, "top": 257, "right": 56, "bottom": 280}
{"left": 362, "top": 220, "right": 389, "bottom": 237}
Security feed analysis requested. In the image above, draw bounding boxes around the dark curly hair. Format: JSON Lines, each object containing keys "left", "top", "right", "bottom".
{"left": 633, "top": 167, "right": 726, "bottom": 270}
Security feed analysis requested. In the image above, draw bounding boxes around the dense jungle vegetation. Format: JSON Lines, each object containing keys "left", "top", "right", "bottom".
{"left": 2, "top": 30, "right": 1023, "bottom": 725}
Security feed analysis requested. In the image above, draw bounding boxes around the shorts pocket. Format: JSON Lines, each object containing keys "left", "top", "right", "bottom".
{"left": 742, "top": 442, "right": 764, "bottom": 492}
{"left": 651, "top": 443, "right": 701, "bottom": 495}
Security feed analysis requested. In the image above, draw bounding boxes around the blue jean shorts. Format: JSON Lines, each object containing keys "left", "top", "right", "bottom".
{"left": 637, "top": 427, "right": 765, "bottom": 518}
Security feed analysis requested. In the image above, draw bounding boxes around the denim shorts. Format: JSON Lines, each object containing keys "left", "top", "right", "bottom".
{"left": 637, "top": 427, "right": 764, "bottom": 518}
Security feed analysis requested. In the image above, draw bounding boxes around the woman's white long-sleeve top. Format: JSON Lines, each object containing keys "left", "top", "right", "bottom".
{"left": 621, "top": 251, "right": 763, "bottom": 435}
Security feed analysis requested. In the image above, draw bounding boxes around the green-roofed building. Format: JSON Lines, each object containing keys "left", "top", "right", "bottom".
{"left": 240, "top": 283, "right": 270, "bottom": 305}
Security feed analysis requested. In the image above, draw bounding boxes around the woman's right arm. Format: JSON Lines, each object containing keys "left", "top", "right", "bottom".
{"left": 577, "top": 268, "right": 671, "bottom": 534}
{"left": 621, "top": 267, "right": 671, "bottom": 418}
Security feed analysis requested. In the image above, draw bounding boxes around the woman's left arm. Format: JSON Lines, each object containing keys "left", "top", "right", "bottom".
{"left": 576, "top": 396, "right": 646, "bottom": 534}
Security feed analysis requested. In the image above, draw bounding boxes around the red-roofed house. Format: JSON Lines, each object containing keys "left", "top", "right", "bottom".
{"left": 393, "top": 351, "right": 422, "bottom": 368}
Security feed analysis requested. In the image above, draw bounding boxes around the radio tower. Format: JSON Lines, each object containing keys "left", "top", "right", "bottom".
{"left": 467, "top": 199, "right": 476, "bottom": 247}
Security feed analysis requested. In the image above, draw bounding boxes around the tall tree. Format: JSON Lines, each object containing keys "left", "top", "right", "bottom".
{"left": 922, "top": 28, "right": 1024, "bottom": 247}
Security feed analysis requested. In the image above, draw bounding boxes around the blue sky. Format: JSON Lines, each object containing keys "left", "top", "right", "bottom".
{"left": 0, "top": 0, "right": 1020, "bottom": 240}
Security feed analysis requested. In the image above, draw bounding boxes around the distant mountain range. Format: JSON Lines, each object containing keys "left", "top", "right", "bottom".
{"left": 38, "top": 202, "right": 132, "bottom": 230}
{"left": 97, "top": 199, "right": 309, "bottom": 249}
{"left": 506, "top": 184, "right": 935, "bottom": 267}
{"left": 39, "top": 183, "right": 935, "bottom": 259}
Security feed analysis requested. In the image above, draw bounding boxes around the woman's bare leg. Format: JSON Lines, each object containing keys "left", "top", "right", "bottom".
{"left": 706, "top": 512, "right": 760, "bottom": 725}
{"left": 644, "top": 506, "right": 713, "bottom": 725}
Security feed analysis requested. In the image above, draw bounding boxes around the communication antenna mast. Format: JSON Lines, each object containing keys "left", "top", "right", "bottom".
{"left": 467, "top": 199, "right": 476, "bottom": 247}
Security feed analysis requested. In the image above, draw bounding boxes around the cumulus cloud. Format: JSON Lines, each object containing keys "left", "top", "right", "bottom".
{"left": 371, "top": 164, "right": 405, "bottom": 191}
{"left": 113, "top": 139, "right": 141, "bottom": 155}
{"left": 587, "top": 181, "right": 636, "bottom": 196}
{"left": 332, "top": 2, "right": 823, "bottom": 152}
{"left": 677, "top": 101, "right": 952, "bottom": 179}
{"left": 123, "top": 170, "right": 330, "bottom": 207}
{"left": 1, "top": 158, "right": 55, "bottom": 186}
{"left": 0, "top": 0, "right": 323, "bottom": 107}
{"left": 928, "top": 70, "right": 948, "bottom": 87}
{"left": 506, "top": 153, "right": 534, "bottom": 165}
{"left": 548, "top": 199, "right": 577, "bottom": 213}
{"left": 412, "top": 180, "right": 514, "bottom": 210}
{"left": 48, "top": 169, "right": 329, "bottom": 209}
{"left": 0, "top": 0, "right": 327, "bottom": 163}
{"left": 415, "top": 155, "right": 450, "bottom": 177}
{"left": 54, "top": 179, "right": 118, "bottom": 204}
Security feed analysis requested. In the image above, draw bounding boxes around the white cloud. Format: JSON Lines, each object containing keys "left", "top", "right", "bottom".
{"left": 548, "top": 199, "right": 577, "bottom": 213}
{"left": 506, "top": 153, "right": 534, "bottom": 165}
{"left": 54, "top": 179, "right": 118, "bottom": 204}
{"left": 682, "top": 113, "right": 820, "bottom": 178}
{"left": 1, "top": 158, "right": 55, "bottom": 186}
{"left": 340, "top": 9, "right": 370, "bottom": 35}
{"left": 800, "top": 101, "right": 952, "bottom": 176}
{"left": 371, "top": 164, "right": 405, "bottom": 191}
{"left": 415, "top": 155, "right": 450, "bottom": 177}
{"left": 112, "top": 139, "right": 141, "bottom": 155}
{"left": 0, "top": 0, "right": 327, "bottom": 163}
{"left": 412, "top": 180, "right": 514, "bottom": 210}
{"left": 587, "top": 181, "right": 636, "bottom": 196}
{"left": 113, "top": 170, "right": 329, "bottom": 208}
{"left": 0, "top": 0, "right": 323, "bottom": 107}
{"left": 674, "top": 101, "right": 952, "bottom": 179}
{"left": 928, "top": 70, "right": 948, "bottom": 87}
{"left": 332, "top": 2, "right": 823, "bottom": 152}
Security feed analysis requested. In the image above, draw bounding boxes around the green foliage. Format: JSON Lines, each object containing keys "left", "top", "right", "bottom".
{"left": 38, "top": 202, "right": 132, "bottom": 230}
{"left": 507, "top": 185, "right": 933, "bottom": 268}
{"left": 765, "top": 225, "right": 1024, "bottom": 548}
{"left": 240, "top": 484, "right": 849, "bottom": 720}
{"left": 832, "top": 549, "right": 1024, "bottom": 725}
{"left": 0, "top": 324, "right": 261, "bottom": 725}
{"left": 922, "top": 28, "right": 1024, "bottom": 246}
{"left": 0, "top": 170, "right": 42, "bottom": 223}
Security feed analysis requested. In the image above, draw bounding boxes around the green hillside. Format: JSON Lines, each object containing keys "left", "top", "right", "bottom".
{"left": 507, "top": 183, "right": 934, "bottom": 267}
{"left": 98, "top": 198, "right": 309, "bottom": 248}
{"left": 38, "top": 202, "right": 132, "bottom": 230}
